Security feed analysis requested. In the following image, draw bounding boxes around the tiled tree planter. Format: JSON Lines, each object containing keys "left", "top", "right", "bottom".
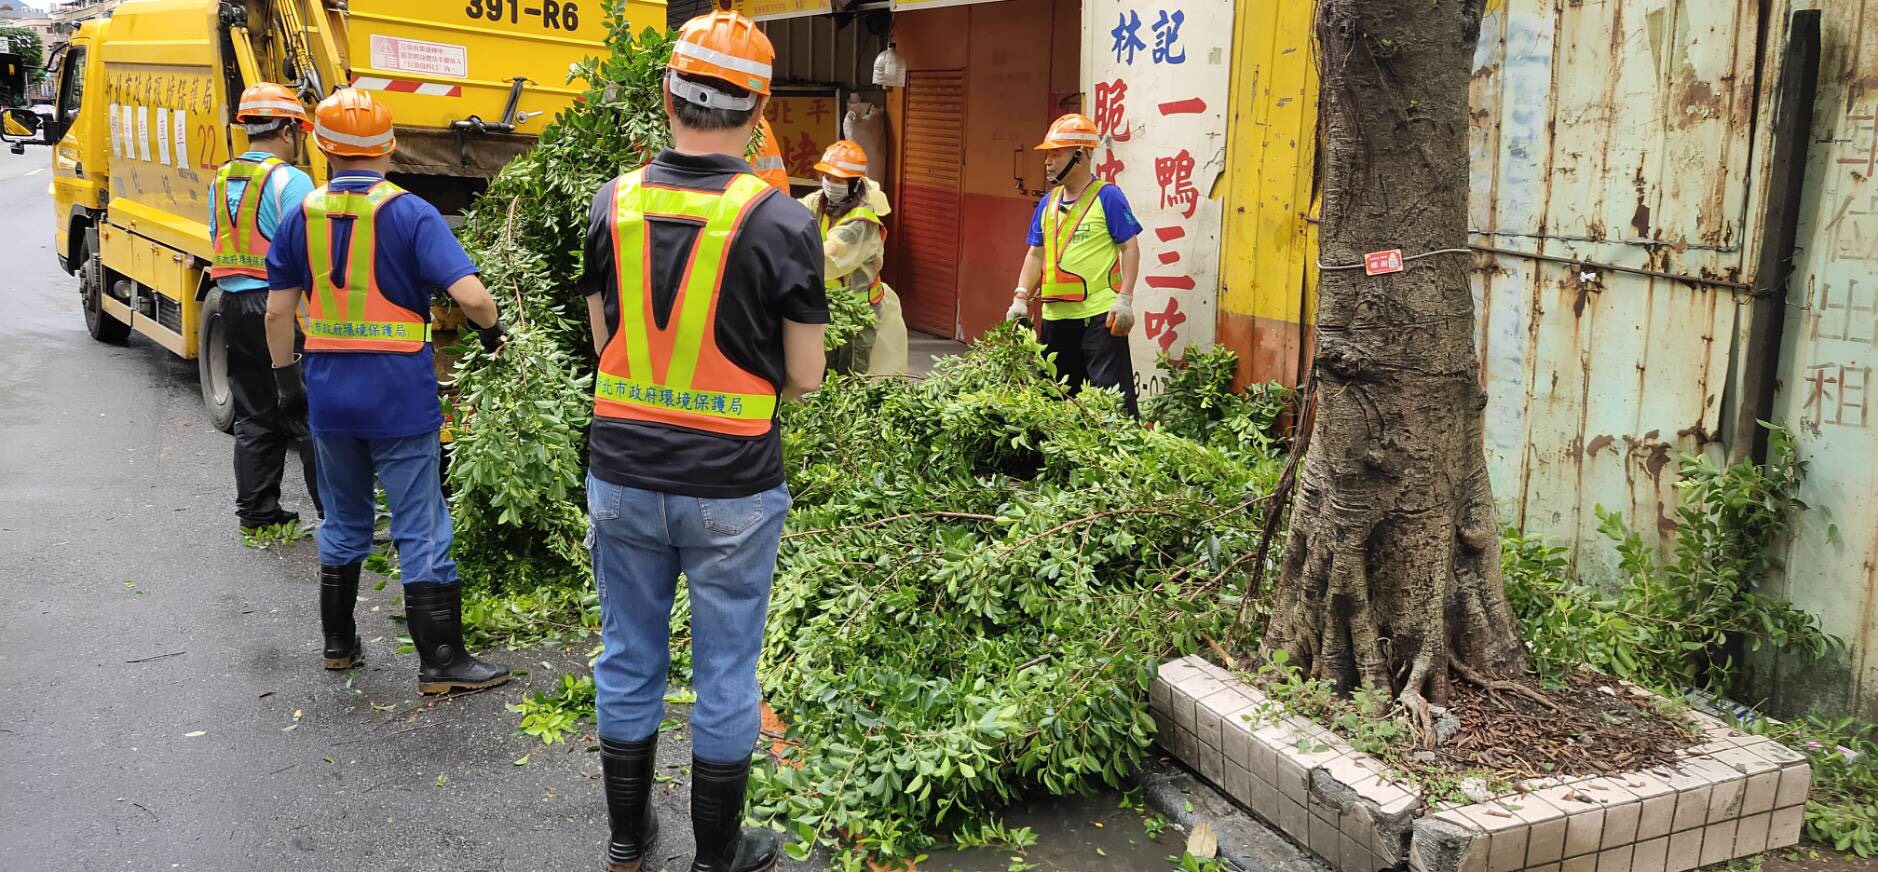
{"left": 1149, "top": 656, "right": 1812, "bottom": 872}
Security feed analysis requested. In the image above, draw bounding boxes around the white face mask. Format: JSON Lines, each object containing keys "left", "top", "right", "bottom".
{"left": 821, "top": 177, "right": 851, "bottom": 202}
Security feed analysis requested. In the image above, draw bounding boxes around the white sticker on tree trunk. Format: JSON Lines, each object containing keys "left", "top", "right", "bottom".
{"left": 1083, "top": 0, "right": 1230, "bottom": 395}
{"left": 369, "top": 35, "right": 468, "bottom": 79}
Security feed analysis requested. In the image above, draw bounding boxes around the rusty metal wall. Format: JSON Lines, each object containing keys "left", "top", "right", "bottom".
{"left": 1467, "top": 0, "right": 1761, "bottom": 583}
{"left": 1209, "top": 0, "right": 1877, "bottom": 716}
{"left": 1745, "top": 0, "right": 1878, "bottom": 720}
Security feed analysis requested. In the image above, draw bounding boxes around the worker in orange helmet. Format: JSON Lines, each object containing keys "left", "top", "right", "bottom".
{"left": 1005, "top": 112, "right": 1143, "bottom": 416}
{"left": 750, "top": 116, "right": 789, "bottom": 192}
{"left": 803, "top": 138, "right": 907, "bottom": 376}
{"left": 262, "top": 88, "right": 512, "bottom": 694}
{"left": 209, "top": 82, "right": 322, "bottom": 535}
{"left": 578, "top": 10, "right": 824, "bottom": 872}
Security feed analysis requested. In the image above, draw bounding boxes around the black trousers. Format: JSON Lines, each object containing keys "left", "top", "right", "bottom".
{"left": 223, "top": 290, "right": 321, "bottom": 524}
{"left": 1040, "top": 314, "right": 1140, "bottom": 418}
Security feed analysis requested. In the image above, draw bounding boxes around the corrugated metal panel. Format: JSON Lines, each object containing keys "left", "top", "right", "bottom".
{"left": 1469, "top": 0, "right": 1760, "bottom": 582}
{"left": 1747, "top": 0, "right": 1878, "bottom": 720}
{"left": 898, "top": 68, "right": 964, "bottom": 336}
{"left": 1207, "top": 0, "right": 1878, "bottom": 718}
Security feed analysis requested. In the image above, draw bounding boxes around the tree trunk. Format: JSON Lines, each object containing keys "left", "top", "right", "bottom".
{"left": 1259, "top": 0, "right": 1526, "bottom": 723}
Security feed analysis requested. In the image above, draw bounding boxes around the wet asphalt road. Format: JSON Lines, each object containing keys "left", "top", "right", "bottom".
{"left": 0, "top": 146, "right": 1189, "bottom": 872}
{"left": 0, "top": 146, "right": 658, "bottom": 871}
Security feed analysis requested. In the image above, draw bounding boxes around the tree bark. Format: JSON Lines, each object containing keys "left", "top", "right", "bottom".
{"left": 1259, "top": 0, "right": 1526, "bottom": 726}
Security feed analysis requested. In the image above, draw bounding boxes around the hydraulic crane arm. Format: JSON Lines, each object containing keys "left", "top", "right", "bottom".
{"left": 224, "top": 0, "right": 346, "bottom": 180}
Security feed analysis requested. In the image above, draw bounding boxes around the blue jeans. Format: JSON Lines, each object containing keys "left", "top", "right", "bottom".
{"left": 586, "top": 473, "right": 790, "bottom": 764}
{"left": 313, "top": 433, "right": 458, "bottom": 585}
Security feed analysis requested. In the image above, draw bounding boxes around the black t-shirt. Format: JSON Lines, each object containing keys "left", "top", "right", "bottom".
{"left": 578, "top": 150, "right": 828, "bottom": 498}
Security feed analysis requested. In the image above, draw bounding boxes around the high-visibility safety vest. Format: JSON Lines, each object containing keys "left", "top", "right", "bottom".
{"left": 752, "top": 119, "right": 789, "bottom": 192}
{"left": 819, "top": 205, "right": 887, "bottom": 305}
{"left": 1039, "top": 180, "right": 1121, "bottom": 304}
{"left": 208, "top": 155, "right": 287, "bottom": 279}
{"left": 594, "top": 170, "right": 781, "bottom": 437}
{"left": 300, "top": 181, "right": 432, "bottom": 353}
{"left": 752, "top": 153, "right": 788, "bottom": 191}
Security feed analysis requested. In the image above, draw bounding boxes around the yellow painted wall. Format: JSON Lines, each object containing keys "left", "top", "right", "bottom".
{"left": 1214, "top": 0, "right": 1318, "bottom": 389}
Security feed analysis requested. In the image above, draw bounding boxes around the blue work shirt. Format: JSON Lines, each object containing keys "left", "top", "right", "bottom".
{"left": 267, "top": 170, "right": 479, "bottom": 439}
{"left": 206, "top": 152, "right": 316, "bottom": 293}
{"left": 1025, "top": 182, "right": 1144, "bottom": 247}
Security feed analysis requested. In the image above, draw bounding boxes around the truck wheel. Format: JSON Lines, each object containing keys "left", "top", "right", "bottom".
{"left": 80, "top": 232, "right": 129, "bottom": 344}
{"left": 198, "top": 287, "right": 237, "bottom": 433}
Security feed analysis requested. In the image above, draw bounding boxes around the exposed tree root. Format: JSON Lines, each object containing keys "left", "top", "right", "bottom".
{"left": 1400, "top": 654, "right": 1437, "bottom": 747}
{"left": 1204, "top": 635, "right": 1242, "bottom": 672}
{"left": 1451, "top": 659, "right": 1562, "bottom": 714}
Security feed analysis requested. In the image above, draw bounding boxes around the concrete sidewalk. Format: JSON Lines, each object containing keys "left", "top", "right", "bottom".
{"left": 907, "top": 331, "right": 968, "bottom": 378}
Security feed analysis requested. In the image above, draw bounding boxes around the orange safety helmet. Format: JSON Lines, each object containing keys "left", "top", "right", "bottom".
{"left": 813, "top": 140, "right": 868, "bottom": 180}
{"left": 1035, "top": 113, "right": 1102, "bottom": 151}
{"left": 668, "top": 10, "right": 774, "bottom": 108}
{"left": 313, "top": 88, "right": 396, "bottom": 157}
{"left": 236, "top": 82, "right": 312, "bottom": 131}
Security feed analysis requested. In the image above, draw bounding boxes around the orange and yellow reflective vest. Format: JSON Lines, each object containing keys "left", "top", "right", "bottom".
{"left": 300, "top": 181, "right": 431, "bottom": 353}
{"left": 594, "top": 169, "right": 780, "bottom": 437}
{"left": 1039, "top": 179, "right": 1122, "bottom": 304}
{"left": 818, "top": 204, "right": 887, "bottom": 305}
{"left": 209, "top": 156, "right": 287, "bottom": 279}
{"left": 752, "top": 119, "right": 790, "bottom": 192}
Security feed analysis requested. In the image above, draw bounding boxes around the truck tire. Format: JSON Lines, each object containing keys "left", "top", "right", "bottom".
{"left": 198, "top": 287, "right": 237, "bottom": 433}
{"left": 79, "top": 231, "right": 130, "bottom": 344}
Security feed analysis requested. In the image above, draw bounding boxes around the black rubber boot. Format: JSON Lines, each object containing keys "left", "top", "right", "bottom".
{"left": 689, "top": 756, "right": 779, "bottom": 872}
{"left": 319, "top": 563, "right": 363, "bottom": 670}
{"left": 240, "top": 509, "right": 300, "bottom": 535}
{"left": 601, "top": 735, "right": 661, "bottom": 872}
{"left": 402, "top": 581, "right": 510, "bottom": 695}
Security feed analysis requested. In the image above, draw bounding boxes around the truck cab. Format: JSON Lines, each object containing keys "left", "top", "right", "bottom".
{"left": 45, "top": 22, "right": 107, "bottom": 278}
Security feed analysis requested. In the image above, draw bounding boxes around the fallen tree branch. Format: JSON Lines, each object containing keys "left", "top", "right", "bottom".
{"left": 125, "top": 651, "right": 186, "bottom": 664}
{"left": 782, "top": 511, "right": 999, "bottom": 541}
{"left": 1203, "top": 635, "right": 1240, "bottom": 671}
{"left": 1227, "top": 378, "right": 1317, "bottom": 643}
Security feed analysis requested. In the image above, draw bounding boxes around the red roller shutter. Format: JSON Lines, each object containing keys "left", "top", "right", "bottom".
{"left": 897, "top": 69, "right": 965, "bottom": 339}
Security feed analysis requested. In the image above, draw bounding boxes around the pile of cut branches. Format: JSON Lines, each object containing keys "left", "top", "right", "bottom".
{"left": 441, "top": 8, "right": 1296, "bottom": 864}
{"left": 445, "top": 15, "right": 674, "bottom": 622}
{"left": 750, "top": 325, "right": 1287, "bottom": 862}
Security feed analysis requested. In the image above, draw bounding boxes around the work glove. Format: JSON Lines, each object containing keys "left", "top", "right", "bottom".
{"left": 273, "top": 356, "right": 308, "bottom": 420}
{"left": 1105, "top": 293, "right": 1136, "bottom": 336}
{"left": 1004, "top": 290, "right": 1030, "bottom": 322}
{"left": 475, "top": 319, "right": 511, "bottom": 354}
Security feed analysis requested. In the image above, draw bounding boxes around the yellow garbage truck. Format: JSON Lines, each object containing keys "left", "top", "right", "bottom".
{"left": 0, "top": 0, "right": 660, "bottom": 430}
